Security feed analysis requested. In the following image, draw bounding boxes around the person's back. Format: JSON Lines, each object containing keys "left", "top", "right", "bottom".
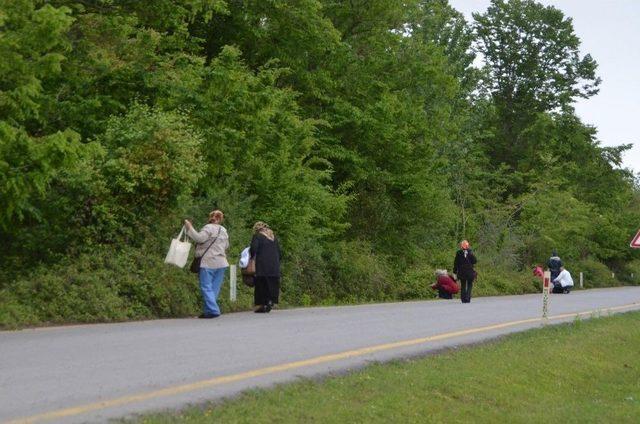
{"left": 250, "top": 222, "right": 283, "bottom": 313}
{"left": 437, "top": 274, "right": 460, "bottom": 294}
{"left": 251, "top": 233, "right": 281, "bottom": 277}
{"left": 552, "top": 268, "right": 573, "bottom": 293}
{"left": 555, "top": 269, "right": 573, "bottom": 287}
{"left": 432, "top": 270, "right": 459, "bottom": 299}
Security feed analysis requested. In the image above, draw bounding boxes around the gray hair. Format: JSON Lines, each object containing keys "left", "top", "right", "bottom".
{"left": 435, "top": 269, "right": 448, "bottom": 277}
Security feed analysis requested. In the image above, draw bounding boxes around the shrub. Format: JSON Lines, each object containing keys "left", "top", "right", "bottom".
{"left": 0, "top": 243, "right": 201, "bottom": 328}
{"left": 0, "top": 291, "right": 38, "bottom": 329}
{"left": 284, "top": 240, "right": 333, "bottom": 305}
{"left": 575, "top": 258, "right": 617, "bottom": 288}
{"left": 98, "top": 104, "right": 205, "bottom": 233}
{"left": 472, "top": 266, "right": 538, "bottom": 297}
{"left": 397, "top": 263, "right": 434, "bottom": 300}
{"left": 618, "top": 260, "right": 640, "bottom": 285}
{"left": 324, "top": 240, "right": 392, "bottom": 303}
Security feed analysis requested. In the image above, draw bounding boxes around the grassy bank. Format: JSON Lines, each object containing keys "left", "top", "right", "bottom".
{"left": 2, "top": 234, "right": 633, "bottom": 330}
{"left": 136, "top": 311, "right": 640, "bottom": 423}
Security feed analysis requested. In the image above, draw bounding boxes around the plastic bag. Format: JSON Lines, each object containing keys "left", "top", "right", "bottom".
{"left": 238, "top": 246, "right": 250, "bottom": 268}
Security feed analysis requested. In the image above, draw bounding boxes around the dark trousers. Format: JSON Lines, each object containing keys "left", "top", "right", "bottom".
{"left": 437, "top": 288, "right": 453, "bottom": 299}
{"left": 460, "top": 278, "right": 473, "bottom": 303}
{"left": 552, "top": 283, "right": 571, "bottom": 294}
{"left": 254, "top": 276, "right": 280, "bottom": 306}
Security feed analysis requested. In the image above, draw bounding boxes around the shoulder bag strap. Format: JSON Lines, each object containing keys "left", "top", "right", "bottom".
{"left": 197, "top": 226, "right": 222, "bottom": 258}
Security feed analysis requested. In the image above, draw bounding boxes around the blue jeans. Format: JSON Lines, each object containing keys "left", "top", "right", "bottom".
{"left": 199, "top": 267, "right": 227, "bottom": 316}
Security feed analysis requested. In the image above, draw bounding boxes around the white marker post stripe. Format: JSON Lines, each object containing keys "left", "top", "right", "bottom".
{"left": 7, "top": 302, "right": 640, "bottom": 424}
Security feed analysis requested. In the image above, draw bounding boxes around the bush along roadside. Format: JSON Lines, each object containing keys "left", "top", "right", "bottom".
{"left": 0, "top": 236, "right": 631, "bottom": 330}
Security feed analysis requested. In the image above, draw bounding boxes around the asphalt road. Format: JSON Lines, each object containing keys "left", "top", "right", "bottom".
{"left": 2, "top": 287, "right": 640, "bottom": 423}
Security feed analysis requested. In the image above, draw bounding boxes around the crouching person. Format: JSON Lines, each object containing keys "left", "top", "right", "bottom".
{"left": 431, "top": 269, "right": 460, "bottom": 299}
{"left": 552, "top": 267, "right": 574, "bottom": 294}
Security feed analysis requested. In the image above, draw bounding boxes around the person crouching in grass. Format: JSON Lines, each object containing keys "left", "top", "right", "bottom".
{"left": 431, "top": 269, "right": 460, "bottom": 299}
{"left": 552, "top": 266, "right": 574, "bottom": 294}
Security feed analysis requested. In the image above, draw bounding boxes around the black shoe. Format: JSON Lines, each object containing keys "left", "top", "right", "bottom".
{"left": 254, "top": 306, "right": 266, "bottom": 313}
{"left": 265, "top": 301, "right": 273, "bottom": 313}
{"left": 198, "top": 313, "right": 219, "bottom": 319}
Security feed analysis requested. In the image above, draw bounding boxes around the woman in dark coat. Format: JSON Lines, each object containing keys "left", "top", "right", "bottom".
{"left": 453, "top": 240, "right": 477, "bottom": 303}
{"left": 250, "top": 221, "right": 282, "bottom": 313}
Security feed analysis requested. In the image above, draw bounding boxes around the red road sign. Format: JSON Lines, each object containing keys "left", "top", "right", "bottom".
{"left": 631, "top": 229, "right": 640, "bottom": 248}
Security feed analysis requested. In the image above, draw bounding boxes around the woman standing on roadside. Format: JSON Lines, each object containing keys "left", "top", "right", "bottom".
{"left": 185, "top": 210, "right": 229, "bottom": 318}
{"left": 453, "top": 240, "right": 477, "bottom": 304}
{"left": 250, "top": 221, "right": 282, "bottom": 313}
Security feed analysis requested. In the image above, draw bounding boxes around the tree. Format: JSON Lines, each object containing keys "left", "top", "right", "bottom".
{"left": 0, "top": 0, "right": 84, "bottom": 228}
{"left": 474, "top": 0, "right": 600, "bottom": 168}
{"left": 409, "top": 0, "right": 478, "bottom": 94}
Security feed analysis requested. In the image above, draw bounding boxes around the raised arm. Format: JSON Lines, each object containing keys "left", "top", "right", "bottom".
{"left": 184, "top": 220, "right": 213, "bottom": 244}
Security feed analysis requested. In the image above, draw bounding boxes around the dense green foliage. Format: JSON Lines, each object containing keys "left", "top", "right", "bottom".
{"left": 1, "top": 0, "right": 638, "bottom": 328}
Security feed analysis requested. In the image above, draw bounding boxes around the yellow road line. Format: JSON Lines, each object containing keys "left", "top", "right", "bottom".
{"left": 7, "top": 302, "right": 640, "bottom": 424}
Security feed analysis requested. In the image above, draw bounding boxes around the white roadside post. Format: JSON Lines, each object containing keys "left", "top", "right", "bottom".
{"left": 230, "top": 265, "right": 237, "bottom": 302}
{"left": 542, "top": 271, "right": 551, "bottom": 321}
{"left": 579, "top": 272, "right": 584, "bottom": 289}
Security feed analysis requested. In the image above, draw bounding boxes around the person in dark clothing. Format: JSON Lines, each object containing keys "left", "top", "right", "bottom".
{"left": 250, "top": 221, "right": 282, "bottom": 313}
{"left": 431, "top": 269, "right": 460, "bottom": 299}
{"left": 547, "top": 250, "right": 563, "bottom": 282}
{"left": 453, "top": 240, "right": 477, "bottom": 303}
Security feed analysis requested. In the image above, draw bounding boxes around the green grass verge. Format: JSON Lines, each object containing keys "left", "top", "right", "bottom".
{"left": 136, "top": 311, "right": 640, "bottom": 423}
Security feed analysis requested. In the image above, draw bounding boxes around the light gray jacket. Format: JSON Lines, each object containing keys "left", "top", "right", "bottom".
{"left": 187, "top": 224, "right": 229, "bottom": 269}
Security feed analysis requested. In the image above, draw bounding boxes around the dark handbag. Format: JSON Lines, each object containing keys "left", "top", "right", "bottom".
{"left": 189, "top": 256, "right": 203, "bottom": 274}
{"left": 241, "top": 273, "right": 255, "bottom": 287}
{"left": 189, "top": 227, "right": 221, "bottom": 273}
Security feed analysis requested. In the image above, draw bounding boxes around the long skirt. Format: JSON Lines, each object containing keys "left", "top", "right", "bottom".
{"left": 254, "top": 276, "right": 280, "bottom": 306}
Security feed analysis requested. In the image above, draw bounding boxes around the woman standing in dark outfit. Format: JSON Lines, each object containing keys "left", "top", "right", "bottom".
{"left": 250, "top": 222, "right": 282, "bottom": 313}
{"left": 453, "top": 240, "right": 477, "bottom": 303}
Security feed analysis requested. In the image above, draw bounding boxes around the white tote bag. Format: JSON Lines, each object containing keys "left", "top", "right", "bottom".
{"left": 164, "top": 226, "right": 191, "bottom": 268}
